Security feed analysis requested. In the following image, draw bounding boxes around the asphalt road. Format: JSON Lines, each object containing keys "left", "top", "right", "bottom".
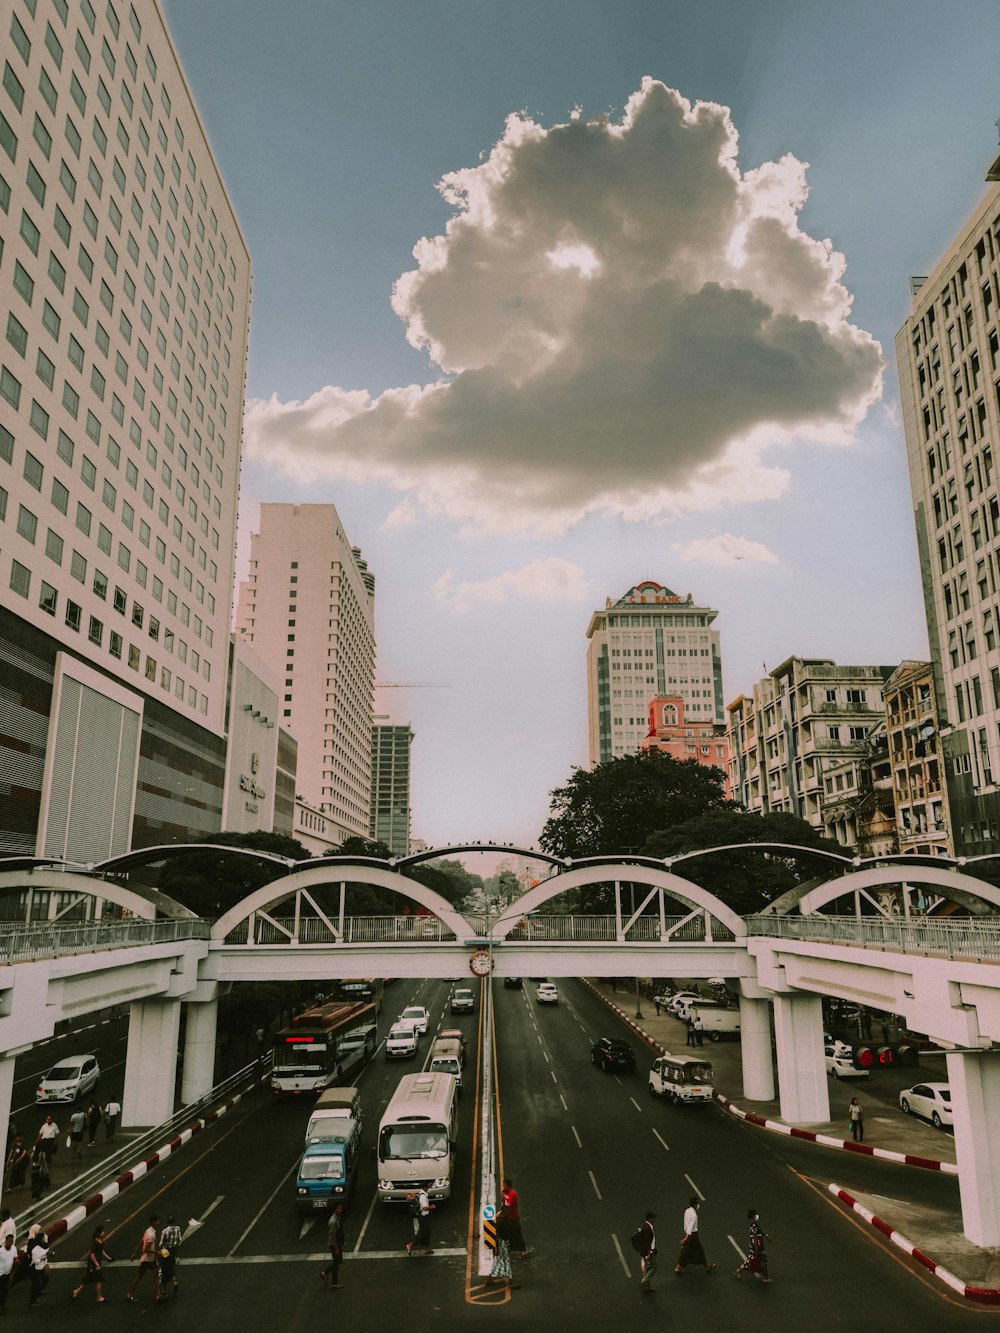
{"left": 7, "top": 978, "right": 995, "bottom": 1329}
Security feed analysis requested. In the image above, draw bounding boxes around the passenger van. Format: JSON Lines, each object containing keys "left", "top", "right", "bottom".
{"left": 648, "top": 1053, "right": 714, "bottom": 1104}
{"left": 376, "top": 1072, "right": 459, "bottom": 1203}
{"left": 305, "top": 1086, "right": 364, "bottom": 1144}
{"left": 428, "top": 1037, "right": 465, "bottom": 1091}
{"left": 295, "top": 1116, "right": 361, "bottom": 1213}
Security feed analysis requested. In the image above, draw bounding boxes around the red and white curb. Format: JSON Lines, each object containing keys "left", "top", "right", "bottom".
{"left": 39, "top": 1084, "right": 256, "bottom": 1243}
{"left": 715, "top": 1092, "right": 958, "bottom": 1174}
{"left": 828, "top": 1184, "right": 1000, "bottom": 1304}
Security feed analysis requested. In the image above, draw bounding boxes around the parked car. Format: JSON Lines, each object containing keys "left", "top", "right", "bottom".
{"left": 399, "top": 1005, "right": 430, "bottom": 1035}
{"left": 536, "top": 983, "right": 559, "bottom": 1004}
{"left": 385, "top": 1022, "right": 420, "bottom": 1058}
{"left": 591, "top": 1037, "right": 636, "bottom": 1073}
{"left": 824, "top": 1044, "right": 868, "bottom": 1080}
{"left": 667, "top": 991, "right": 703, "bottom": 1016}
{"left": 36, "top": 1054, "right": 101, "bottom": 1104}
{"left": 450, "top": 988, "right": 475, "bottom": 1014}
{"left": 899, "top": 1082, "right": 953, "bottom": 1129}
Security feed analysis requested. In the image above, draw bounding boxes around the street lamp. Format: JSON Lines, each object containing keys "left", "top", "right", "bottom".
{"left": 634, "top": 977, "right": 644, "bottom": 1021}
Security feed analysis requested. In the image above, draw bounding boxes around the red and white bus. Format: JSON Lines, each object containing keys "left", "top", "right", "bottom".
{"left": 271, "top": 999, "right": 377, "bottom": 1094}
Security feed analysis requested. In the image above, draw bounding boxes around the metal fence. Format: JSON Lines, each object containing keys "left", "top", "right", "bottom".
{"left": 0, "top": 917, "right": 209, "bottom": 963}
{"left": 745, "top": 913, "right": 1000, "bottom": 962}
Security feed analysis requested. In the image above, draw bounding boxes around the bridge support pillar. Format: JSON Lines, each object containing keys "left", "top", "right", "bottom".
{"left": 0, "top": 1055, "right": 15, "bottom": 1173}
{"left": 180, "top": 999, "right": 219, "bottom": 1105}
{"left": 739, "top": 996, "right": 774, "bottom": 1101}
{"left": 947, "top": 1050, "right": 1000, "bottom": 1245}
{"left": 773, "top": 994, "right": 828, "bottom": 1123}
{"left": 122, "top": 999, "right": 181, "bottom": 1127}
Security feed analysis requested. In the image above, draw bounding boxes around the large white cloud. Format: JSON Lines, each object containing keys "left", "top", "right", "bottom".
{"left": 246, "top": 79, "right": 882, "bottom": 535}
{"left": 432, "top": 557, "right": 588, "bottom": 614}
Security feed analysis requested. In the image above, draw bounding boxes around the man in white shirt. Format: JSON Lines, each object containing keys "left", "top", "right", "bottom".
{"left": 675, "top": 1197, "right": 716, "bottom": 1275}
{"left": 103, "top": 1097, "right": 121, "bottom": 1142}
{"left": 0, "top": 1231, "right": 16, "bottom": 1312}
{"left": 405, "top": 1189, "right": 435, "bottom": 1256}
{"left": 36, "top": 1115, "right": 59, "bottom": 1161}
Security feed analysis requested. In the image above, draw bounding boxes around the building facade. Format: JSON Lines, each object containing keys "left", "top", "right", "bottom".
{"left": 639, "top": 694, "right": 731, "bottom": 794}
{"left": 370, "top": 718, "right": 414, "bottom": 857}
{"left": 586, "top": 581, "right": 724, "bottom": 766}
{"left": 883, "top": 660, "right": 952, "bottom": 857}
{"left": 0, "top": 0, "right": 250, "bottom": 857}
{"left": 726, "top": 657, "right": 893, "bottom": 842}
{"left": 896, "top": 158, "right": 1000, "bottom": 857}
{"left": 235, "top": 503, "right": 376, "bottom": 844}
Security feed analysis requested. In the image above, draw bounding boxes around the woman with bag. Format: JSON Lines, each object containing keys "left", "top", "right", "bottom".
{"left": 71, "top": 1225, "right": 111, "bottom": 1303}
{"left": 735, "top": 1208, "right": 772, "bottom": 1283}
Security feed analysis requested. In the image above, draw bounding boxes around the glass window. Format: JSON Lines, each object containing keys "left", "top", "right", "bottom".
{"left": 51, "top": 478, "right": 68, "bottom": 514}
{"left": 39, "top": 581, "right": 57, "bottom": 615}
{"left": 9, "top": 560, "right": 30, "bottom": 598}
{"left": 45, "top": 528, "right": 63, "bottom": 564}
{"left": 5, "top": 312, "right": 27, "bottom": 356}
{"left": 16, "top": 505, "right": 37, "bottom": 543}
{"left": 23, "top": 451, "right": 42, "bottom": 490}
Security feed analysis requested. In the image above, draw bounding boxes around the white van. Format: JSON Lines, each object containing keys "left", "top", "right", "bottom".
{"left": 377, "top": 1072, "right": 458, "bottom": 1202}
{"left": 691, "top": 1004, "right": 741, "bottom": 1042}
{"left": 305, "top": 1086, "right": 364, "bottom": 1144}
{"left": 648, "top": 1053, "right": 714, "bottom": 1104}
{"left": 428, "top": 1037, "right": 464, "bottom": 1091}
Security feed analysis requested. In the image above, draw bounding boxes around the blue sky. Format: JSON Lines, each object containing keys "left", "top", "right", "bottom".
{"left": 163, "top": 0, "right": 1000, "bottom": 848}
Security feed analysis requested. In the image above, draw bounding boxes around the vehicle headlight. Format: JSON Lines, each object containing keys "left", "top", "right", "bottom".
{"left": 432, "top": 1176, "right": 449, "bottom": 1190}
{"left": 297, "top": 1187, "right": 307, "bottom": 1195}
{"left": 378, "top": 1179, "right": 393, "bottom": 1192}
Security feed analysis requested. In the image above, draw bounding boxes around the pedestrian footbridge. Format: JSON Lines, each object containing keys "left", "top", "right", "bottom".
{"left": 2, "top": 842, "right": 1000, "bottom": 1245}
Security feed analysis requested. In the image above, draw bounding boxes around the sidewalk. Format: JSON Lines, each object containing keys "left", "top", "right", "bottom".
{"left": 589, "top": 979, "right": 1000, "bottom": 1297}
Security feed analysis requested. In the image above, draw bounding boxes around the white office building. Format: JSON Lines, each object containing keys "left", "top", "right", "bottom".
{"left": 235, "top": 503, "right": 376, "bottom": 844}
{"left": 586, "top": 580, "right": 725, "bottom": 765}
{"left": 0, "top": 0, "right": 250, "bottom": 857}
{"left": 895, "top": 138, "right": 1000, "bottom": 858}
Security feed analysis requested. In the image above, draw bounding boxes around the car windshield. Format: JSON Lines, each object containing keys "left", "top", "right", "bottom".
{"left": 389, "top": 1027, "right": 413, "bottom": 1040}
{"left": 379, "top": 1125, "right": 449, "bottom": 1160}
{"left": 299, "top": 1155, "right": 345, "bottom": 1181}
{"left": 402, "top": 1008, "right": 425, "bottom": 1020}
{"left": 46, "top": 1065, "right": 80, "bottom": 1080}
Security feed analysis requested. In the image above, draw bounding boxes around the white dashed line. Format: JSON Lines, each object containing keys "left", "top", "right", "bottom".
{"left": 630, "top": 1097, "right": 641, "bottom": 1113}
{"left": 559, "top": 1093, "right": 568, "bottom": 1111}
{"left": 588, "top": 1170, "right": 602, "bottom": 1200}
{"left": 652, "top": 1128, "right": 670, "bottom": 1153}
{"left": 611, "top": 1233, "right": 632, "bottom": 1278}
{"left": 684, "top": 1174, "right": 705, "bottom": 1201}
{"left": 571, "top": 1126, "right": 582, "bottom": 1149}
{"left": 728, "top": 1233, "right": 747, "bottom": 1262}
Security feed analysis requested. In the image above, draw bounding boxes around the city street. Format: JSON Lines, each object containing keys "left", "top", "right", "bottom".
{"left": 4, "top": 978, "right": 991, "bottom": 1329}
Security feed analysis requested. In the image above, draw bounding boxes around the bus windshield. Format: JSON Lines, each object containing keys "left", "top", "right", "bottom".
{"left": 379, "top": 1124, "right": 449, "bottom": 1160}
{"left": 274, "top": 1040, "right": 326, "bottom": 1072}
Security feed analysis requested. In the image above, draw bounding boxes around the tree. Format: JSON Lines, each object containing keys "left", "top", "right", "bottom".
{"left": 539, "top": 750, "right": 729, "bottom": 859}
{"left": 410, "top": 859, "right": 485, "bottom": 910}
{"left": 156, "top": 829, "right": 309, "bottom": 917}
{"left": 641, "top": 809, "right": 846, "bottom": 914}
{"left": 484, "top": 868, "right": 521, "bottom": 907}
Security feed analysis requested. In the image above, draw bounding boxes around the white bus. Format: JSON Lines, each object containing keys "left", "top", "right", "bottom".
{"left": 376, "top": 1072, "right": 459, "bottom": 1203}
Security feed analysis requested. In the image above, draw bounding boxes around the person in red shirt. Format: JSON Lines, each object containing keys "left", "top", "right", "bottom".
{"left": 501, "top": 1178, "right": 530, "bottom": 1259}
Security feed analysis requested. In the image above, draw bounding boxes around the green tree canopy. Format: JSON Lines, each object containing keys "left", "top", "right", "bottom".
{"left": 539, "top": 749, "right": 729, "bottom": 859}
{"left": 155, "top": 829, "right": 308, "bottom": 917}
{"left": 641, "top": 809, "right": 846, "bottom": 914}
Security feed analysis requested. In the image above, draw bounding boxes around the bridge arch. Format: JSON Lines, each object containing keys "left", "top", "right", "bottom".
{"left": 493, "top": 863, "right": 746, "bottom": 941}
{"left": 0, "top": 865, "right": 197, "bottom": 921}
{"left": 796, "top": 864, "right": 1000, "bottom": 917}
{"left": 212, "top": 863, "right": 471, "bottom": 944}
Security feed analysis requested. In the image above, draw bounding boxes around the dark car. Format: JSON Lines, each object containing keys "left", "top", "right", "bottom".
{"left": 503, "top": 977, "right": 523, "bottom": 989}
{"left": 591, "top": 1037, "right": 636, "bottom": 1074}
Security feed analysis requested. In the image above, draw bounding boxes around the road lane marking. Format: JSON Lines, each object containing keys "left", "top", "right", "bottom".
{"left": 550, "top": 1070, "right": 558, "bottom": 1083}
{"left": 353, "top": 1188, "right": 379, "bottom": 1253}
{"left": 728, "top": 1233, "right": 747, "bottom": 1262}
{"left": 183, "top": 1195, "right": 224, "bottom": 1241}
{"left": 559, "top": 1094, "right": 568, "bottom": 1111}
{"left": 630, "top": 1097, "right": 641, "bottom": 1112}
{"left": 588, "top": 1170, "right": 602, "bottom": 1200}
{"left": 652, "top": 1128, "right": 670, "bottom": 1153}
{"left": 542, "top": 1050, "right": 550, "bottom": 1063}
{"left": 611, "top": 1232, "right": 631, "bottom": 1278}
{"left": 684, "top": 1173, "right": 704, "bottom": 1201}
{"left": 571, "top": 1126, "right": 582, "bottom": 1148}
{"left": 229, "top": 1159, "right": 299, "bottom": 1255}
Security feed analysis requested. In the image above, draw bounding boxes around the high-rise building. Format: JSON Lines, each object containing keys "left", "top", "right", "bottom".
{"left": 586, "top": 581, "right": 724, "bottom": 765}
{"left": 370, "top": 717, "right": 414, "bottom": 857}
{"left": 235, "top": 503, "right": 376, "bottom": 844}
{"left": 896, "top": 146, "right": 1000, "bottom": 857}
{"left": 0, "top": 0, "right": 250, "bottom": 857}
{"left": 726, "top": 657, "right": 893, "bottom": 841}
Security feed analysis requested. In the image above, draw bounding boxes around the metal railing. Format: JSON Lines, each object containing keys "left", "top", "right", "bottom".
{"left": 745, "top": 913, "right": 1000, "bottom": 962}
{"left": 0, "top": 917, "right": 209, "bottom": 963}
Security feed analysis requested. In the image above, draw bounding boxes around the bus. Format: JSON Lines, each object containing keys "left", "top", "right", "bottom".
{"left": 271, "top": 999, "right": 377, "bottom": 1095}
{"left": 332, "top": 979, "right": 385, "bottom": 1014}
{"left": 376, "top": 1071, "right": 459, "bottom": 1203}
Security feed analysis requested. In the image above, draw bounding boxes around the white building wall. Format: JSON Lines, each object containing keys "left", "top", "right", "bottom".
{"left": 222, "top": 636, "right": 280, "bottom": 834}
{"left": 235, "top": 503, "right": 375, "bottom": 838}
{"left": 0, "top": 0, "right": 250, "bottom": 740}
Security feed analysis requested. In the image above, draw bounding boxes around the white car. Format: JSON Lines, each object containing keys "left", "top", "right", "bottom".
{"left": 824, "top": 1044, "right": 868, "bottom": 1080}
{"left": 667, "top": 991, "right": 703, "bottom": 1016}
{"left": 899, "top": 1082, "right": 953, "bottom": 1129}
{"left": 535, "top": 983, "right": 559, "bottom": 1004}
{"left": 36, "top": 1053, "right": 101, "bottom": 1104}
{"left": 385, "top": 1022, "right": 420, "bottom": 1058}
{"left": 399, "top": 1005, "right": 429, "bottom": 1035}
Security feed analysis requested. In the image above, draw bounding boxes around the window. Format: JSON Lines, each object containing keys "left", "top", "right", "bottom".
{"left": 71, "top": 549, "right": 86, "bottom": 582}
{"left": 29, "top": 400, "right": 49, "bottom": 439}
{"left": 75, "top": 501, "right": 92, "bottom": 536}
{"left": 65, "top": 599, "right": 81, "bottom": 631}
{"left": 51, "top": 478, "right": 68, "bottom": 514}
{"left": 16, "top": 505, "right": 37, "bottom": 543}
{"left": 109, "top": 630, "right": 122, "bottom": 658}
{"left": 45, "top": 528, "right": 63, "bottom": 564}
{"left": 87, "top": 615, "right": 102, "bottom": 646}
{"left": 5, "top": 312, "right": 27, "bottom": 356}
{"left": 23, "top": 451, "right": 42, "bottom": 490}
{"left": 13, "top": 261, "right": 34, "bottom": 305}
{"left": 0, "top": 366, "right": 20, "bottom": 408}
{"left": 9, "top": 560, "right": 30, "bottom": 598}
{"left": 39, "top": 581, "right": 57, "bottom": 615}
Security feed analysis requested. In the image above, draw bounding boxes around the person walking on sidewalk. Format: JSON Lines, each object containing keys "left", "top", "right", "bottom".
{"left": 735, "top": 1208, "right": 772, "bottom": 1283}
{"left": 693, "top": 1014, "right": 705, "bottom": 1046}
{"left": 637, "top": 1211, "right": 657, "bottom": 1293}
{"left": 675, "top": 1197, "right": 716, "bottom": 1275}
{"left": 29, "top": 1145, "right": 49, "bottom": 1202}
{"left": 68, "top": 1106, "right": 87, "bottom": 1160}
{"left": 5, "top": 1135, "right": 28, "bottom": 1192}
{"left": 85, "top": 1102, "right": 102, "bottom": 1148}
{"left": 103, "top": 1096, "right": 121, "bottom": 1143}
{"left": 320, "top": 1204, "right": 345, "bottom": 1289}
{"left": 501, "top": 1178, "right": 530, "bottom": 1258}
{"left": 849, "top": 1096, "right": 864, "bottom": 1142}
{"left": 35, "top": 1114, "right": 59, "bottom": 1163}
{"left": 0, "top": 1233, "right": 16, "bottom": 1314}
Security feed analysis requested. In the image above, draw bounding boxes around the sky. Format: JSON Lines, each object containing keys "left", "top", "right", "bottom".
{"left": 161, "top": 0, "right": 1000, "bottom": 850}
